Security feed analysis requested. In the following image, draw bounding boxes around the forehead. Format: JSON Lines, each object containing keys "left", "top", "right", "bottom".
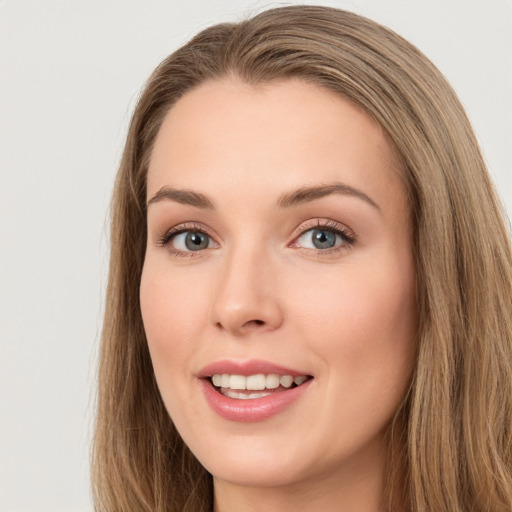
{"left": 147, "top": 78, "right": 404, "bottom": 211}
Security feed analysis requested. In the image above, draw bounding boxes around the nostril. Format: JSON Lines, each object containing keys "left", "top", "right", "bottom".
{"left": 215, "top": 318, "right": 265, "bottom": 331}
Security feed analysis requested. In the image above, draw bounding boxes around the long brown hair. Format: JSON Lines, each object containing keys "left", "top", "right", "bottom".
{"left": 92, "top": 6, "right": 512, "bottom": 511}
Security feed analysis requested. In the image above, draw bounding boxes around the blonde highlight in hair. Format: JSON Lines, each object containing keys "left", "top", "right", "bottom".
{"left": 92, "top": 6, "right": 512, "bottom": 511}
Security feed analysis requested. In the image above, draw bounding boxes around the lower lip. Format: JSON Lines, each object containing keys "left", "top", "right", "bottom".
{"left": 199, "top": 378, "right": 312, "bottom": 422}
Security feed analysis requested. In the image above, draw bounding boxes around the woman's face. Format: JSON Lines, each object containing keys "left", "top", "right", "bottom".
{"left": 141, "top": 78, "right": 417, "bottom": 496}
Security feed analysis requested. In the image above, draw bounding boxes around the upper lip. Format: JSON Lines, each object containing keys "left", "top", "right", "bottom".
{"left": 198, "top": 359, "right": 311, "bottom": 378}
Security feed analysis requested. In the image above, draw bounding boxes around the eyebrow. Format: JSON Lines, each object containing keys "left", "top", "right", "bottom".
{"left": 147, "top": 187, "right": 215, "bottom": 209}
{"left": 277, "top": 183, "right": 380, "bottom": 211}
{"left": 146, "top": 182, "right": 379, "bottom": 212}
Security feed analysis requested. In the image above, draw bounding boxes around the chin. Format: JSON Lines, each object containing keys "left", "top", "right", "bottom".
{"left": 204, "top": 455, "right": 307, "bottom": 489}
{"left": 178, "top": 425, "right": 310, "bottom": 488}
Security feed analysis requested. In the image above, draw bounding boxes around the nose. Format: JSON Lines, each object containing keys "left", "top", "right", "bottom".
{"left": 210, "top": 244, "right": 283, "bottom": 336}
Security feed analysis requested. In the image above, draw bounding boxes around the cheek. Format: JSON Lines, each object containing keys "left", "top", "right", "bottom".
{"left": 291, "top": 258, "right": 417, "bottom": 388}
{"left": 290, "top": 260, "right": 417, "bottom": 453}
{"left": 139, "top": 264, "right": 209, "bottom": 376}
{"left": 139, "top": 263, "right": 214, "bottom": 434}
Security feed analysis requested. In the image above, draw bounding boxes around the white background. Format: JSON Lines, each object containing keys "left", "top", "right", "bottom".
{"left": 0, "top": 1, "right": 510, "bottom": 511}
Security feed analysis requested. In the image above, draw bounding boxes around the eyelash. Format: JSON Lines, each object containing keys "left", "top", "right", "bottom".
{"left": 156, "top": 220, "right": 356, "bottom": 258}
{"left": 293, "top": 219, "right": 356, "bottom": 255}
{"left": 156, "top": 223, "right": 212, "bottom": 257}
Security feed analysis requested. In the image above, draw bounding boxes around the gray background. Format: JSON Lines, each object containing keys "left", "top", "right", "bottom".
{"left": 1, "top": 1, "right": 510, "bottom": 510}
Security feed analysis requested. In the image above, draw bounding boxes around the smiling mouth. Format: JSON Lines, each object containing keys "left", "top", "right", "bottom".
{"left": 210, "top": 373, "right": 312, "bottom": 400}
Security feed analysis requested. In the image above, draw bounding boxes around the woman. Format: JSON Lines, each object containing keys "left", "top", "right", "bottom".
{"left": 92, "top": 6, "right": 512, "bottom": 511}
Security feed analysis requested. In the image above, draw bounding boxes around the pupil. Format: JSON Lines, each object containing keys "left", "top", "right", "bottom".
{"left": 185, "top": 232, "right": 208, "bottom": 250}
{"left": 312, "top": 229, "right": 336, "bottom": 249}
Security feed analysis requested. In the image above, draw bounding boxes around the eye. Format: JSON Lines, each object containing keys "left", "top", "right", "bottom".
{"left": 172, "top": 231, "right": 213, "bottom": 251}
{"left": 300, "top": 228, "right": 339, "bottom": 249}
{"left": 157, "top": 225, "right": 217, "bottom": 256}
{"left": 293, "top": 222, "right": 355, "bottom": 252}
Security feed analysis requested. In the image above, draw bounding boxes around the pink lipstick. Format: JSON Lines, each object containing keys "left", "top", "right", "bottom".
{"left": 198, "top": 359, "right": 313, "bottom": 422}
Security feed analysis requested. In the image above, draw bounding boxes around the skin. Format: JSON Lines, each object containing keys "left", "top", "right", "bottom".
{"left": 140, "top": 78, "right": 417, "bottom": 512}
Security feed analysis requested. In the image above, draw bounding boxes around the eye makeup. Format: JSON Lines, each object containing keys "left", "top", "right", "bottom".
{"left": 154, "top": 217, "right": 356, "bottom": 259}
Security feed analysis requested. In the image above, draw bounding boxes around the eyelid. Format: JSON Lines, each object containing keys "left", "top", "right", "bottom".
{"left": 156, "top": 222, "right": 219, "bottom": 250}
{"left": 291, "top": 218, "right": 356, "bottom": 241}
{"left": 154, "top": 218, "right": 355, "bottom": 257}
{"left": 289, "top": 218, "right": 356, "bottom": 253}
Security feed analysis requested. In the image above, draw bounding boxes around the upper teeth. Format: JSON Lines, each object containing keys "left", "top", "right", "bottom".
{"left": 211, "top": 373, "right": 308, "bottom": 390}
